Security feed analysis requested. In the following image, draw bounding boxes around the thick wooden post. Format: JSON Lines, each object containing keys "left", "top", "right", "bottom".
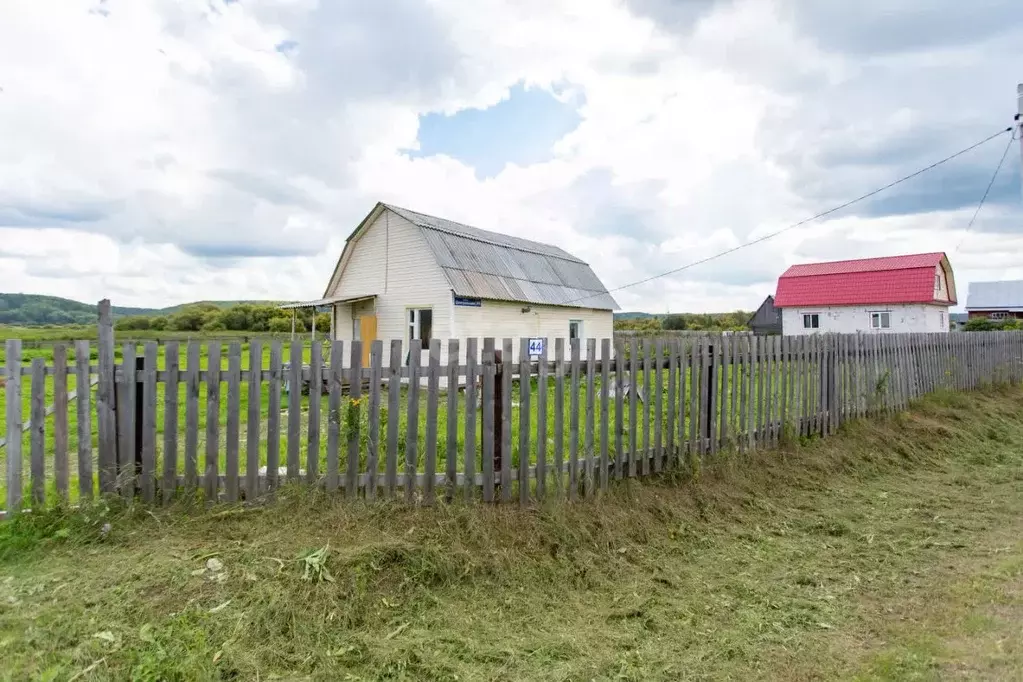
{"left": 4, "top": 340, "right": 23, "bottom": 514}
{"left": 493, "top": 348, "right": 504, "bottom": 497}
{"left": 96, "top": 300, "right": 118, "bottom": 494}
{"left": 134, "top": 355, "right": 145, "bottom": 481}
{"left": 702, "top": 342, "right": 715, "bottom": 447}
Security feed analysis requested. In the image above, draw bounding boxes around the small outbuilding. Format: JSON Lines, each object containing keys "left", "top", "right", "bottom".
{"left": 287, "top": 202, "right": 618, "bottom": 366}
{"left": 748, "top": 295, "right": 782, "bottom": 335}
{"left": 773, "top": 252, "right": 956, "bottom": 335}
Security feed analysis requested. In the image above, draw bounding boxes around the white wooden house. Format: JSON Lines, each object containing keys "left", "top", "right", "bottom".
{"left": 284, "top": 203, "right": 618, "bottom": 366}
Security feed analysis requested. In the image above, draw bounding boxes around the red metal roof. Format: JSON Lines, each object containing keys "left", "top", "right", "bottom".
{"left": 774, "top": 252, "right": 954, "bottom": 307}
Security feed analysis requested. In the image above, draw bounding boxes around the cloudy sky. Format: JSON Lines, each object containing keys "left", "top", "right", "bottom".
{"left": 1, "top": 0, "right": 1021, "bottom": 313}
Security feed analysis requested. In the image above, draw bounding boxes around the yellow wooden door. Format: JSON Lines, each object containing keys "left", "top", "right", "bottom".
{"left": 359, "top": 314, "right": 377, "bottom": 366}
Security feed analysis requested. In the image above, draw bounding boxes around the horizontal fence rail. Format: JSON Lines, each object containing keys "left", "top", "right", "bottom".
{"left": 2, "top": 302, "right": 1022, "bottom": 516}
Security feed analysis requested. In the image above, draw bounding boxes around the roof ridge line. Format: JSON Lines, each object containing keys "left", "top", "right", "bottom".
{"left": 781, "top": 264, "right": 935, "bottom": 277}
{"left": 382, "top": 202, "right": 588, "bottom": 265}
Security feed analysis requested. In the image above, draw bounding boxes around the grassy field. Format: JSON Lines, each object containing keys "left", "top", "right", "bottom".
{"left": 1, "top": 386, "right": 1021, "bottom": 680}
{"left": 2, "top": 338, "right": 806, "bottom": 506}
{"left": 0, "top": 325, "right": 286, "bottom": 344}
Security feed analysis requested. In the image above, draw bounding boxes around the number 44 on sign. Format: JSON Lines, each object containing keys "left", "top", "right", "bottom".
{"left": 527, "top": 338, "right": 545, "bottom": 359}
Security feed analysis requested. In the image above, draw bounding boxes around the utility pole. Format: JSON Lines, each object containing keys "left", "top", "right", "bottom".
{"left": 1017, "top": 83, "right": 1022, "bottom": 198}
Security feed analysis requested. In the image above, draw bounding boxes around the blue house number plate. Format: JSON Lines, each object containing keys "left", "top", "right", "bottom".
{"left": 527, "top": 338, "right": 545, "bottom": 358}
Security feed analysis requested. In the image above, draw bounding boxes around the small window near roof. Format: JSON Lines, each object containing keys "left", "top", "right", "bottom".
{"left": 569, "top": 320, "right": 582, "bottom": 340}
{"left": 802, "top": 313, "right": 819, "bottom": 329}
{"left": 935, "top": 274, "right": 941, "bottom": 291}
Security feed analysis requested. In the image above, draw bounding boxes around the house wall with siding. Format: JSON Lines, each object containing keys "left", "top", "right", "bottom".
{"left": 452, "top": 299, "right": 614, "bottom": 363}
{"left": 967, "top": 310, "right": 1023, "bottom": 320}
{"left": 781, "top": 304, "right": 950, "bottom": 336}
{"left": 327, "top": 210, "right": 453, "bottom": 366}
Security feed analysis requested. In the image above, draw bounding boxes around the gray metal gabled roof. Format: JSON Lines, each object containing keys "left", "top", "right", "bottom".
{"left": 383, "top": 204, "right": 619, "bottom": 311}
{"left": 965, "top": 280, "right": 1023, "bottom": 311}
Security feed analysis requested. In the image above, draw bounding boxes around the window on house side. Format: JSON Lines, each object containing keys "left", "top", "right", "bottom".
{"left": 990, "top": 312, "right": 1008, "bottom": 320}
{"left": 935, "top": 274, "right": 941, "bottom": 291}
{"left": 408, "top": 308, "right": 432, "bottom": 349}
{"left": 802, "top": 313, "right": 819, "bottom": 329}
{"left": 569, "top": 320, "right": 582, "bottom": 340}
{"left": 870, "top": 311, "right": 891, "bottom": 329}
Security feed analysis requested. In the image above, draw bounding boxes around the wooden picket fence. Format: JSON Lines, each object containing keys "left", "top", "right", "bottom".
{"left": 3, "top": 301, "right": 1022, "bottom": 516}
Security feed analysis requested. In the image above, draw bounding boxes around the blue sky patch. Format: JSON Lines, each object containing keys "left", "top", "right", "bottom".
{"left": 409, "top": 83, "right": 581, "bottom": 178}
{"left": 858, "top": 160, "right": 1021, "bottom": 219}
{"left": 0, "top": 202, "right": 108, "bottom": 227}
{"left": 276, "top": 39, "right": 298, "bottom": 54}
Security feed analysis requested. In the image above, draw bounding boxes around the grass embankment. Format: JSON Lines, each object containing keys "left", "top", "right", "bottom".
{"left": 2, "top": 388, "right": 1023, "bottom": 680}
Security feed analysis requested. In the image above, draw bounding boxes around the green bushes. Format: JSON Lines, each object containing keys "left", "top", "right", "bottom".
{"left": 962, "top": 317, "right": 1023, "bottom": 332}
{"left": 114, "top": 303, "right": 321, "bottom": 334}
{"left": 615, "top": 311, "right": 751, "bottom": 332}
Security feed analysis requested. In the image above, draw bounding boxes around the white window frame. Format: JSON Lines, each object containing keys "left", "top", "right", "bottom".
{"left": 569, "top": 319, "right": 583, "bottom": 341}
{"left": 869, "top": 311, "right": 891, "bottom": 330}
{"left": 935, "top": 273, "right": 941, "bottom": 291}
{"left": 407, "top": 307, "right": 433, "bottom": 350}
{"left": 940, "top": 311, "right": 945, "bottom": 329}
{"left": 990, "top": 311, "right": 1009, "bottom": 320}
{"left": 802, "top": 313, "right": 820, "bottom": 330}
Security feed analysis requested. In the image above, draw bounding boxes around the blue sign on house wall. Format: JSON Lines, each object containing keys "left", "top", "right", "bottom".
{"left": 453, "top": 295, "right": 482, "bottom": 307}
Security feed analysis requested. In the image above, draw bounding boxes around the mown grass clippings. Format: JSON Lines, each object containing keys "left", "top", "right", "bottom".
{"left": 2, "top": 387, "right": 1023, "bottom": 679}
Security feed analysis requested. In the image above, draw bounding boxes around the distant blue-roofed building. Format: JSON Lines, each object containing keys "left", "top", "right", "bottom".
{"left": 965, "top": 280, "right": 1023, "bottom": 321}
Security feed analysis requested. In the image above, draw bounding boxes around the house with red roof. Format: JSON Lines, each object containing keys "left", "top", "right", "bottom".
{"left": 773, "top": 252, "right": 956, "bottom": 335}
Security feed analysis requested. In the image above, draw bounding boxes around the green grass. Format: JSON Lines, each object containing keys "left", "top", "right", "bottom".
{"left": 1, "top": 387, "right": 1022, "bottom": 679}
{"left": 0, "top": 326, "right": 289, "bottom": 344}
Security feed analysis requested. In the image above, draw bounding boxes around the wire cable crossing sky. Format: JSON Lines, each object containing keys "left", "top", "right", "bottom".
{"left": 954, "top": 131, "right": 1019, "bottom": 253}
{"left": 562, "top": 125, "right": 1017, "bottom": 308}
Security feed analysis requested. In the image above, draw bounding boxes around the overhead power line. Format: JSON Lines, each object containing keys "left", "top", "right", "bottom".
{"left": 954, "top": 129, "right": 1017, "bottom": 252}
{"left": 565, "top": 125, "right": 1014, "bottom": 307}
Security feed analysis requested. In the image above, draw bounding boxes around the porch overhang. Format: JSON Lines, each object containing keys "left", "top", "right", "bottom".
{"left": 278, "top": 294, "right": 377, "bottom": 340}
{"left": 279, "top": 294, "right": 377, "bottom": 310}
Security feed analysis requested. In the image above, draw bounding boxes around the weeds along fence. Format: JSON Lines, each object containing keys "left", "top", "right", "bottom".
{"left": 2, "top": 302, "right": 1022, "bottom": 516}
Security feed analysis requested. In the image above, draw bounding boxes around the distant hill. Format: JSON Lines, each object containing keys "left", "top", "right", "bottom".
{"left": 0, "top": 293, "right": 277, "bottom": 326}
{"left": 156, "top": 300, "right": 281, "bottom": 314}
{"left": 614, "top": 311, "right": 660, "bottom": 321}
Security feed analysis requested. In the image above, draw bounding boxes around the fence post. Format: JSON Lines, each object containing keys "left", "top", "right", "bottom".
{"left": 134, "top": 355, "right": 145, "bottom": 482}
{"left": 96, "top": 300, "right": 118, "bottom": 494}
{"left": 4, "top": 339, "right": 23, "bottom": 514}
{"left": 826, "top": 338, "right": 837, "bottom": 435}
{"left": 493, "top": 348, "right": 504, "bottom": 497}
{"left": 702, "top": 341, "right": 715, "bottom": 447}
